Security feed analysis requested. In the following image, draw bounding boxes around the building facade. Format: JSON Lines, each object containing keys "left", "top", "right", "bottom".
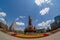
{"left": 9, "top": 22, "right": 16, "bottom": 32}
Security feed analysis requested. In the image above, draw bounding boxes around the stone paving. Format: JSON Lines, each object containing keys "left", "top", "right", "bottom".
{"left": 0, "top": 31, "right": 60, "bottom": 40}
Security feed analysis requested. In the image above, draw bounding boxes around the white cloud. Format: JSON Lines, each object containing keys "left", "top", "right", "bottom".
{"left": 19, "top": 16, "right": 25, "bottom": 19}
{"left": 0, "top": 12, "right": 7, "bottom": 24}
{"left": 15, "top": 18, "right": 19, "bottom": 21}
{"left": 0, "top": 12, "right": 6, "bottom": 17}
{"left": 45, "top": 0, "right": 51, "bottom": 4}
{"left": 35, "top": 0, "right": 44, "bottom": 6}
{"left": 0, "top": 18, "right": 5, "bottom": 21}
{"left": 37, "top": 19, "right": 54, "bottom": 29}
{"left": 0, "top": 18, "right": 7, "bottom": 24}
{"left": 16, "top": 22, "right": 25, "bottom": 26}
{"left": 35, "top": 0, "right": 52, "bottom": 6}
{"left": 40, "top": 7, "right": 50, "bottom": 15}
{"left": 15, "top": 16, "right": 25, "bottom": 21}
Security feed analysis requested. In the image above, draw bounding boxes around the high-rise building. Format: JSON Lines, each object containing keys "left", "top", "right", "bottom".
{"left": 9, "top": 22, "right": 16, "bottom": 32}
{"left": 54, "top": 15, "right": 60, "bottom": 24}
{"left": 51, "top": 15, "right": 60, "bottom": 30}
{"left": 50, "top": 22, "right": 57, "bottom": 30}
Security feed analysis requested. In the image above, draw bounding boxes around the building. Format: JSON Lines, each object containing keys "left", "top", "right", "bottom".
{"left": 9, "top": 22, "right": 16, "bottom": 32}
{"left": 24, "top": 16, "right": 36, "bottom": 34}
{"left": 0, "top": 22, "right": 8, "bottom": 30}
{"left": 54, "top": 15, "right": 60, "bottom": 24}
{"left": 51, "top": 15, "right": 60, "bottom": 30}
{"left": 50, "top": 22, "right": 57, "bottom": 30}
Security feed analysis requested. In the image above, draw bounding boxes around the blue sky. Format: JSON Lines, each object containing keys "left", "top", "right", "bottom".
{"left": 0, "top": 0, "right": 60, "bottom": 30}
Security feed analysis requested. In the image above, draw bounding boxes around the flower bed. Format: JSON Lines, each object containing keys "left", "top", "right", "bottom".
{"left": 0, "top": 29, "right": 60, "bottom": 39}
{"left": 11, "top": 33, "right": 17, "bottom": 36}
{"left": 1, "top": 30, "right": 9, "bottom": 33}
{"left": 14, "top": 33, "right": 49, "bottom": 38}
{"left": 43, "top": 33, "right": 49, "bottom": 37}
{"left": 51, "top": 30, "right": 59, "bottom": 33}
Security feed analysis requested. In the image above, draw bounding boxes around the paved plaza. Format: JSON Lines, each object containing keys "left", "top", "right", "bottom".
{"left": 0, "top": 31, "right": 60, "bottom": 40}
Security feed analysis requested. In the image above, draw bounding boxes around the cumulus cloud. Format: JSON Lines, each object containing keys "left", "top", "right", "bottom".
{"left": 40, "top": 7, "right": 50, "bottom": 15}
{"left": 0, "top": 12, "right": 7, "bottom": 24}
{"left": 15, "top": 18, "right": 19, "bottom": 21}
{"left": 37, "top": 19, "right": 54, "bottom": 29}
{"left": 0, "top": 18, "right": 5, "bottom": 21}
{"left": 19, "top": 16, "right": 25, "bottom": 19}
{"left": 35, "top": 0, "right": 44, "bottom": 6}
{"left": 15, "top": 16, "right": 25, "bottom": 21}
{"left": 0, "top": 12, "right": 6, "bottom": 17}
{"left": 16, "top": 22, "right": 25, "bottom": 26}
{"left": 35, "top": 0, "right": 52, "bottom": 6}
{"left": 15, "top": 16, "right": 25, "bottom": 26}
{"left": 0, "top": 18, "right": 7, "bottom": 24}
{"left": 45, "top": 0, "right": 51, "bottom": 4}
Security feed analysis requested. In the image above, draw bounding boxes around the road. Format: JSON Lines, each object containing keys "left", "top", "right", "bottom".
{"left": 0, "top": 31, "right": 60, "bottom": 40}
